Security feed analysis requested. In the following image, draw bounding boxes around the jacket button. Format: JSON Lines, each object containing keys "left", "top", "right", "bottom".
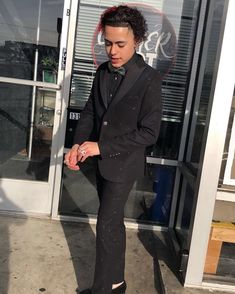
{"left": 103, "top": 121, "right": 108, "bottom": 126}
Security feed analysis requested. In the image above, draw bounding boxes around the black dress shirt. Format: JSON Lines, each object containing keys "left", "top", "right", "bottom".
{"left": 107, "top": 53, "right": 138, "bottom": 106}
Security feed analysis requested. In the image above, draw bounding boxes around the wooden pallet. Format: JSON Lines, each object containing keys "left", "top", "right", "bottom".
{"left": 204, "top": 221, "right": 235, "bottom": 274}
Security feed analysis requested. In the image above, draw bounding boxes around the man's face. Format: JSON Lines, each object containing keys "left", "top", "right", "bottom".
{"left": 104, "top": 25, "right": 137, "bottom": 68}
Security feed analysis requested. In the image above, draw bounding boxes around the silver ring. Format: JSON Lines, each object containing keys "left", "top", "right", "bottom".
{"left": 79, "top": 149, "right": 86, "bottom": 156}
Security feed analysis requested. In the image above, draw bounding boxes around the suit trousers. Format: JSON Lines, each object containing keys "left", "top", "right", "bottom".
{"left": 91, "top": 171, "right": 134, "bottom": 294}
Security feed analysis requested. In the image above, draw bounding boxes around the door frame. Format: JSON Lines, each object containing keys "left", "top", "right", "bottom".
{"left": 0, "top": 0, "right": 71, "bottom": 215}
{"left": 167, "top": 0, "right": 235, "bottom": 290}
{"left": 51, "top": 0, "right": 79, "bottom": 219}
{"left": 185, "top": 0, "right": 235, "bottom": 288}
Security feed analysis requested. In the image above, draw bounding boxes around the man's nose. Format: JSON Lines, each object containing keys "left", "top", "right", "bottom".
{"left": 110, "top": 44, "right": 117, "bottom": 55}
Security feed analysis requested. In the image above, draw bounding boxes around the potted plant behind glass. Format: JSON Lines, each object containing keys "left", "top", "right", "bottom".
{"left": 41, "top": 56, "right": 58, "bottom": 83}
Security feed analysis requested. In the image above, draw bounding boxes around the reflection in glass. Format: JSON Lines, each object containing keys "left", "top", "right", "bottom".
{"left": 59, "top": 158, "right": 99, "bottom": 216}
{"left": 60, "top": 162, "right": 175, "bottom": 226}
{"left": 173, "top": 1, "right": 231, "bottom": 282}
{"left": 0, "top": 0, "right": 62, "bottom": 82}
{"left": 219, "top": 86, "right": 235, "bottom": 188}
{"left": 0, "top": 83, "right": 56, "bottom": 181}
{"left": 185, "top": 1, "right": 227, "bottom": 174}
{"left": 175, "top": 179, "right": 194, "bottom": 249}
{"left": 0, "top": 0, "right": 63, "bottom": 181}
{"left": 215, "top": 242, "right": 235, "bottom": 281}
{"left": 133, "top": 164, "right": 176, "bottom": 226}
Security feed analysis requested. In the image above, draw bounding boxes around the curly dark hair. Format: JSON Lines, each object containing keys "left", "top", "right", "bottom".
{"left": 100, "top": 5, "right": 148, "bottom": 43}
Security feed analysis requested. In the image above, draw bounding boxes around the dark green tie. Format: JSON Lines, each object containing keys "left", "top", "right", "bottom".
{"left": 108, "top": 62, "right": 126, "bottom": 76}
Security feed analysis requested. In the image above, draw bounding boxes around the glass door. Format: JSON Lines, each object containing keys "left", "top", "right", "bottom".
{"left": 0, "top": 0, "right": 70, "bottom": 214}
{"left": 172, "top": 0, "right": 229, "bottom": 280}
{"left": 52, "top": 0, "right": 202, "bottom": 225}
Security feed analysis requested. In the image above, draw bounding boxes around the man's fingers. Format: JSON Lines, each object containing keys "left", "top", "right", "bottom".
{"left": 67, "top": 142, "right": 98, "bottom": 164}
{"left": 80, "top": 154, "right": 88, "bottom": 162}
{"left": 77, "top": 151, "right": 84, "bottom": 162}
{"left": 66, "top": 164, "right": 80, "bottom": 171}
{"left": 64, "top": 145, "right": 80, "bottom": 166}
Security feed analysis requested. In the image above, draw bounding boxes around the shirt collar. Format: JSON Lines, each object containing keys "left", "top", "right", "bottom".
{"left": 107, "top": 52, "right": 138, "bottom": 75}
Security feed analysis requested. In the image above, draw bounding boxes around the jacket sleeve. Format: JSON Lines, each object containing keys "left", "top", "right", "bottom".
{"left": 73, "top": 84, "right": 95, "bottom": 145}
{"left": 98, "top": 76, "right": 162, "bottom": 158}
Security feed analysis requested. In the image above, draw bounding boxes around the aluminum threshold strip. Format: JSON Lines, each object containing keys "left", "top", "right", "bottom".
{"left": 0, "top": 76, "right": 61, "bottom": 90}
{"left": 0, "top": 211, "right": 167, "bottom": 231}
{"left": 57, "top": 214, "right": 168, "bottom": 232}
{"left": 187, "top": 282, "right": 235, "bottom": 293}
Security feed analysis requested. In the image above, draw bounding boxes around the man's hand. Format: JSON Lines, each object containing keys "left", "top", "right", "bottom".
{"left": 64, "top": 142, "right": 100, "bottom": 170}
{"left": 64, "top": 144, "right": 80, "bottom": 170}
{"left": 77, "top": 141, "right": 100, "bottom": 162}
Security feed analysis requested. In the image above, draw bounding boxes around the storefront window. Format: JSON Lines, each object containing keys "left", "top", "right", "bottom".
{"left": 0, "top": 0, "right": 61, "bottom": 82}
{"left": 184, "top": 0, "right": 228, "bottom": 176}
{"left": 0, "top": 83, "right": 55, "bottom": 181}
{"left": 68, "top": 0, "right": 200, "bottom": 160}
{"left": 60, "top": 0, "right": 201, "bottom": 225}
{"left": 173, "top": 1, "right": 230, "bottom": 272}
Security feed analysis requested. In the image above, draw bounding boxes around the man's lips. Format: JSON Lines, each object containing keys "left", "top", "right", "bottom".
{"left": 111, "top": 58, "right": 120, "bottom": 64}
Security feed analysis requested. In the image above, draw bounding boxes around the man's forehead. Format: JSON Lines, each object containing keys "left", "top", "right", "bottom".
{"left": 104, "top": 25, "right": 132, "bottom": 32}
{"left": 104, "top": 25, "right": 133, "bottom": 38}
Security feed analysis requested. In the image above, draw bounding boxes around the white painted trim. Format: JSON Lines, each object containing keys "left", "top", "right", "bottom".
{"left": 216, "top": 190, "right": 235, "bottom": 202}
{"left": 0, "top": 1, "right": 65, "bottom": 215}
{"left": 202, "top": 282, "right": 235, "bottom": 293}
{"left": 0, "top": 76, "right": 60, "bottom": 90}
{"left": 0, "top": 181, "right": 51, "bottom": 214}
{"left": 185, "top": 282, "right": 235, "bottom": 293}
{"left": 47, "top": 0, "right": 72, "bottom": 217}
{"left": 51, "top": 0, "right": 79, "bottom": 218}
{"left": 185, "top": 0, "right": 235, "bottom": 286}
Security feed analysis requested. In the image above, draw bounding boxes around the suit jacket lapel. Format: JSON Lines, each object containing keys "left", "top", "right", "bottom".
{"left": 99, "top": 66, "right": 109, "bottom": 108}
{"left": 109, "top": 57, "right": 146, "bottom": 109}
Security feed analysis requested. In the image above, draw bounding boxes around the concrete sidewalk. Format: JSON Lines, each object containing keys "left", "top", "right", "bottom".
{"left": 0, "top": 215, "right": 228, "bottom": 294}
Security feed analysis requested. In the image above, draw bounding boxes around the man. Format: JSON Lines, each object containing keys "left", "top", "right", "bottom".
{"left": 64, "top": 5, "right": 162, "bottom": 294}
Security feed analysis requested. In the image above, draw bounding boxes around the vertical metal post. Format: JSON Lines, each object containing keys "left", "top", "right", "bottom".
{"left": 168, "top": 0, "right": 208, "bottom": 228}
{"left": 28, "top": 0, "right": 42, "bottom": 159}
{"left": 50, "top": 0, "right": 76, "bottom": 218}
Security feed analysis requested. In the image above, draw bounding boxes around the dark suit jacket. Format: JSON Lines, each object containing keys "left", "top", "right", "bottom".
{"left": 73, "top": 54, "right": 162, "bottom": 182}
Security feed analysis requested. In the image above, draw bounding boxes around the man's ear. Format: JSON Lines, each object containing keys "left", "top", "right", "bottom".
{"left": 134, "top": 40, "right": 140, "bottom": 49}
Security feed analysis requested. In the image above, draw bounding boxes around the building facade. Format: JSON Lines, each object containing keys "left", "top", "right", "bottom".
{"left": 0, "top": 0, "right": 234, "bottom": 291}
